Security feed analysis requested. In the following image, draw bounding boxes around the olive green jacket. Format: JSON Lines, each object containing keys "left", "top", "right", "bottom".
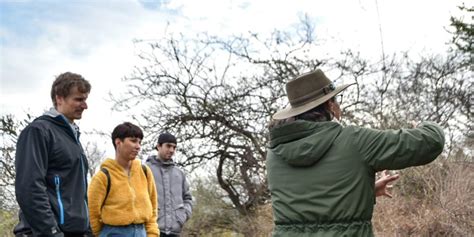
{"left": 267, "top": 121, "right": 444, "bottom": 237}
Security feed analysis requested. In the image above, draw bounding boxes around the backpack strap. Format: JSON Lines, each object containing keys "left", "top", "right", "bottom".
{"left": 100, "top": 165, "right": 148, "bottom": 208}
{"left": 142, "top": 164, "right": 150, "bottom": 194}
{"left": 142, "top": 164, "right": 148, "bottom": 178}
{"left": 100, "top": 168, "right": 111, "bottom": 208}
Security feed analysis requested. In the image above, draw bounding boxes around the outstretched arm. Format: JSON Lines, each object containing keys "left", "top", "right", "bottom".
{"left": 355, "top": 122, "right": 445, "bottom": 171}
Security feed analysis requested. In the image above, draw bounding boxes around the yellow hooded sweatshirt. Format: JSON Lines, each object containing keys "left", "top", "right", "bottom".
{"left": 88, "top": 158, "right": 159, "bottom": 237}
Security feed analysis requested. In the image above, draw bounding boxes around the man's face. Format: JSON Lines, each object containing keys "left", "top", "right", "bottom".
{"left": 116, "top": 137, "right": 141, "bottom": 161}
{"left": 56, "top": 86, "right": 89, "bottom": 122}
{"left": 157, "top": 142, "right": 176, "bottom": 160}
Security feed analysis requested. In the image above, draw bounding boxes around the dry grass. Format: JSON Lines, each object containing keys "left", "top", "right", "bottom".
{"left": 200, "top": 160, "right": 474, "bottom": 237}
{"left": 373, "top": 160, "right": 474, "bottom": 236}
{"left": 183, "top": 204, "right": 274, "bottom": 237}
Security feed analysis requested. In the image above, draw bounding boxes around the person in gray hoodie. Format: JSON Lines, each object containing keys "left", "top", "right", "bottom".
{"left": 146, "top": 133, "right": 193, "bottom": 237}
{"left": 14, "top": 72, "right": 92, "bottom": 237}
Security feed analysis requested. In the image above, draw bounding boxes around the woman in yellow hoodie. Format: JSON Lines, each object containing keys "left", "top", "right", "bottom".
{"left": 88, "top": 122, "right": 159, "bottom": 237}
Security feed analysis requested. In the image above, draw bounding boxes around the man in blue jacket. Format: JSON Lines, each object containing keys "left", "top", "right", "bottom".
{"left": 14, "top": 72, "right": 92, "bottom": 237}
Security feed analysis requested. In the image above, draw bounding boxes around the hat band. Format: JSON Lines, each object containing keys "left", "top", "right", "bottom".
{"left": 289, "top": 83, "right": 335, "bottom": 107}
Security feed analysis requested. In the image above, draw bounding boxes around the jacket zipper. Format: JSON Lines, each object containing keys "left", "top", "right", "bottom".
{"left": 73, "top": 131, "right": 91, "bottom": 228}
{"left": 54, "top": 175, "right": 65, "bottom": 225}
{"left": 53, "top": 116, "right": 90, "bottom": 229}
{"left": 159, "top": 165, "right": 170, "bottom": 232}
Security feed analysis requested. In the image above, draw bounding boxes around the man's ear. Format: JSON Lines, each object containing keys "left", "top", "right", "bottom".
{"left": 56, "top": 95, "right": 64, "bottom": 106}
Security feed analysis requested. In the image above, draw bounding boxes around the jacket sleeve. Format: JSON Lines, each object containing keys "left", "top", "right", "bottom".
{"left": 182, "top": 175, "right": 193, "bottom": 220}
{"left": 87, "top": 172, "right": 108, "bottom": 236}
{"left": 144, "top": 166, "right": 159, "bottom": 237}
{"left": 353, "top": 122, "right": 445, "bottom": 171}
{"left": 15, "top": 125, "right": 63, "bottom": 237}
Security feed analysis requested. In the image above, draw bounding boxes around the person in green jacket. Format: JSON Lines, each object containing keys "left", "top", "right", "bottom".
{"left": 267, "top": 69, "right": 445, "bottom": 236}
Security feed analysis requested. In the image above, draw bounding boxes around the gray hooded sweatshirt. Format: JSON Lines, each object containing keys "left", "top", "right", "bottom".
{"left": 146, "top": 155, "right": 193, "bottom": 235}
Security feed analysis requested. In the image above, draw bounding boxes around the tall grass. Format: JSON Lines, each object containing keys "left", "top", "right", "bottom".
{"left": 182, "top": 159, "right": 473, "bottom": 236}
{"left": 372, "top": 160, "right": 473, "bottom": 236}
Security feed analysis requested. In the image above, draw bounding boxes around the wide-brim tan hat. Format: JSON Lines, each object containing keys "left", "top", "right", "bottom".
{"left": 273, "top": 69, "right": 354, "bottom": 120}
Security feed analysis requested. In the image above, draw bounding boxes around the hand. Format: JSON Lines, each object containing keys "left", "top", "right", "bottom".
{"left": 410, "top": 120, "right": 419, "bottom": 128}
{"left": 375, "top": 170, "right": 400, "bottom": 198}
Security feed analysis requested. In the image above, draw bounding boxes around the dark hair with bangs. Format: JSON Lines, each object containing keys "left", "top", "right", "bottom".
{"left": 111, "top": 122, "right": 144, "bottom": 149}
{"left": 51, "top": 72, "right": 91, "bottom": 108}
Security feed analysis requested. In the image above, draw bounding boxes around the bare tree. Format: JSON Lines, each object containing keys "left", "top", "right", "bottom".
{"left": 343, "top": 53, "right": 469, "bottom": 125}
{"left": 449, "top": 4, "right": 473, "bottom": 67}
{"left": 112, "top": 20, "right": 336, "bottom": 218}
{"left": 84, "top": 141, "right": 106, "bottom": 178}
{"left": 0, "top": 114, "right": 31, "bottom": 210}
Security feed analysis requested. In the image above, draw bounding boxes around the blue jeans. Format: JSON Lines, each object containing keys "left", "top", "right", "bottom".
{"left": 99, "top": 224, "right": 146, "bottom": 237}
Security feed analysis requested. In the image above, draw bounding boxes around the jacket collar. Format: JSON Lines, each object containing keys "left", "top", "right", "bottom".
{"left": 43, "top": 107, "right": 80, "bottom": 140}
{"left": 147, "top": 155, "right": 175, "bottom": 166}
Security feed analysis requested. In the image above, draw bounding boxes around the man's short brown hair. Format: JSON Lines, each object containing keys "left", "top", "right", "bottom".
{"left": 50, "top": 72, "right": 91, "bottom": 107}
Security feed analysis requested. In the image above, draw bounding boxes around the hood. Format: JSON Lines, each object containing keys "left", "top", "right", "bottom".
{"left": 42, "top": 108, "right": 80, "bottom": 140}
{"left": 43, "top": 108, "right": 72, "bottom": 127}
{"left": 268, "top": 120, "right": 342, "bottom": 167}
{"left": 101, "top": 158, "right": 142, "bottom": 175}
{"left": 146, "top": 155, "right": 175, "bottom": 166}
{"left": 44, "top": 107, "right": 62, "bottom": 118}
{"left": 34, "top": 114, "right": 79, "bottom": 140}
{"left": 36, "top": 113, "right": 66, "bottom": 126}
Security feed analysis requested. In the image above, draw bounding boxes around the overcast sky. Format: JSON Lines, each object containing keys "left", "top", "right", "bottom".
{"left": 0, "top": 0, "right": 465, "bottom": 157}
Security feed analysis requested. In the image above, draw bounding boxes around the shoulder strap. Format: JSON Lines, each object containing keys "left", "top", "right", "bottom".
{"left": 142, "top": 164, "right": 148, "bottom": 178}
{"left": 142, "top": 164, "right": 150, "bottom": 194}
{"left": 100, "top": 168, "right": 111, "bottom": 208}
{"left": 100, "top": 165, "right": 148, "bottom": 206}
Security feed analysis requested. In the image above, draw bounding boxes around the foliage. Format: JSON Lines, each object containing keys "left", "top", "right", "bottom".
{"left": 183, "top": 175, "right": 241, "bottom": 236}
{"left": 183, "top": 175, "right": 273, "bottom": 237}
{"left": 0, "top": 209, "right": 16, "bottom": 237}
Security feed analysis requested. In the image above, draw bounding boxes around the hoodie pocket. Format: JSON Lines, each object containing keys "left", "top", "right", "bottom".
{"left": 175, "top": 204, "right": 187, "bottom": 226}
{"left": 54, "top": 175, "right": 65, "bottom": 225}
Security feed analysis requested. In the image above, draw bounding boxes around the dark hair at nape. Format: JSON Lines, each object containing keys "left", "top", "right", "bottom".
{"left": 268, "top": 98, "right": 335, "bottom": 131}
{"left": 111, "top": 122, "right": 144, "bottom": 149}
{"left": 295, "top": 97, "right": 335, "bottom": 122}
